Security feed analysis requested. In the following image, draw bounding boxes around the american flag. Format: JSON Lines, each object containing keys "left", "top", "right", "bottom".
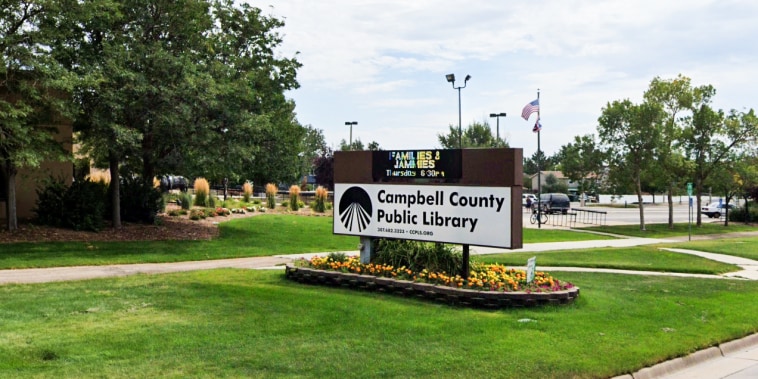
{"left": 521, "top": 99, "right": 539, "bottom": 120}
{"left": 532, "top": 119, "right": 542, "bottom": 133}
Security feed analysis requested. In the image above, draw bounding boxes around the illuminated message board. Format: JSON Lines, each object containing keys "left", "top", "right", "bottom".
{"left": 372, "top": 149, "right": 462, "bottom": 181}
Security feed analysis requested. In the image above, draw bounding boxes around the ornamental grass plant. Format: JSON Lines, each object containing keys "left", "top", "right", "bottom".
{"left": 289, "top": 185, "right": 300, "bottom": 211}
{"left": 193, "top": 177, "right": 210, "bottom": 207}
{"left": 313, "top": 185, "right": 328, "bottom": 213}
{"left": 265, "top": 183, "right": 277, "bottom": 209}
{"left": 242, "top": 182, "right": 253, "bottom": 202}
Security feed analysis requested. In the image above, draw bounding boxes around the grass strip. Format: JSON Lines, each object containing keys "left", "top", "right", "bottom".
{"left": 475, "top": 246, "right": 739, "bottom": 274}
{"left": 666, "top": 236, "right": 758, "bottom": 261}
{"left": 0, "top": 215, "right": 612, "bottom": 269}
{"left": 584, "top": 222, "right": 758, "bottom": 238}
{"left": 1, "top": 269, "right": 757, "bottom": 378}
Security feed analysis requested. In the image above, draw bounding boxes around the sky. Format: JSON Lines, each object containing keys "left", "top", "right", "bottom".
{"left": 241, "top": 0, "right": 758, "bottom": 159}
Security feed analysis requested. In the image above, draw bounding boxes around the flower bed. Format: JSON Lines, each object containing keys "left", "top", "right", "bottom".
{"left": 285, "top": 256, "right": 579, "bottom": 309}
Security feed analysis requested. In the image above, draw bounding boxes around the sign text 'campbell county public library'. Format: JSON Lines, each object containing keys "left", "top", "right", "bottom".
{"left": 333, "top": 148, "right": 523, "bottom": 249}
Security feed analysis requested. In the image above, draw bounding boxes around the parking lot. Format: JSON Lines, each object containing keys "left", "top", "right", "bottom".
{"left": 522, "top": 201, "right": 728, "bottom": 228}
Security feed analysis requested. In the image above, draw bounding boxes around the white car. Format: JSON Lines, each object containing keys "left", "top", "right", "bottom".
{"left": 700, "top": 202, "right": 736, "bottom": 218}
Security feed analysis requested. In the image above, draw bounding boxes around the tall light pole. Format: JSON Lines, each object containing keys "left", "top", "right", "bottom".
{"left": 489, "top": 112, "right": 507, "bottom": 144}
{"left": 445, "top": 73, "right": 471, "bottom": 280}
{"left": 445, "top": 73, "right": 471, "bottom": 149}
{"left": 345, "top": 121, "right": 358, "bottom": 150}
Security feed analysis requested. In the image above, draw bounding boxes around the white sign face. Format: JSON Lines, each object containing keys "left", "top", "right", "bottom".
{"left": 333, "top": 183, "right": 512, "bottom": 248}
{"left": 526, "top": 256, "right": 536, "bottom": 283}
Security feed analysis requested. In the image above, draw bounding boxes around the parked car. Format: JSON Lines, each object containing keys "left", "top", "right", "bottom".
{"left": 522, "top": 194, "right": 537, "bottom": 206}
{"left": 538, "top": 193, "right": 571, "bottom": 214}
{"left": 700, "top": 202, "right": 737, "bottom": 218}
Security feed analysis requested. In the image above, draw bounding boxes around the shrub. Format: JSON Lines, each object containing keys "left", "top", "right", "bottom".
{"left": 189, "top": 208, "right": 206, "bottom": 220}
{"left": 193, "top": 177, "right": 210, "bottom": 207}
{"left": 178, "top": 192, "right": 192, "bottom": 210}
{"left": 61, "top": 179, "right": 108, "bottom": 231}
{"left": 242, "top": 182, "right": 253, "bottom": 202}
{"left": 373, "top": 239, "right": 462, "bottom": 275}
{"left": 728, "top": 205, "right": 758, "bottom": 223}
{"left": 34, "top": 177, "right": 68, "bottom": 227}
{"left": 327, "top": 252, "right": 348, "bottom": 263}
{"left": 208, "top": 193, "right": 216, "bottom": 208}
{"left": 265, "top": 183, "right": 277, "bottom": 209}
{"left": 167, "top": 209, "right": 184, "bottom": 217}
{"left": 252, "top": 199, "right": 261, "bottom": 206}
{"left": 289, "top": 185, "right": 301, "bottom": 211}
{"left": 313, "top": 186, "right": 328, "bottom": 213}
{"left": 34, "top": 177, "right": 108, "bottom": 231}
{"left": 119, "top": 176, "right": 164, "bottom": 224}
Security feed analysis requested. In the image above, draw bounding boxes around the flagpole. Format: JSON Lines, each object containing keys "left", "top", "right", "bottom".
{"left": 537, "top": 89, "right": 542, "bottom": 229}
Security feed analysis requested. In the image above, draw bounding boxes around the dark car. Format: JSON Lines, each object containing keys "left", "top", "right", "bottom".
{"left": 538, "top": 193, "right": 571, "bottom": 214}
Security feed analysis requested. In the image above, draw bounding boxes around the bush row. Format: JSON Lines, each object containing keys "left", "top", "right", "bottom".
{"left": 34, "top": 176, "right": 163, "bottom": 231}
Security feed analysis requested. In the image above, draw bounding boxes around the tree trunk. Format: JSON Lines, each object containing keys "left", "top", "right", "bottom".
{"left": 667, "top": 184, "right": 674, "bottom": 229}
{"left": 4, "top": 163, "right": 18, "bottom": 231}
{"left": 109, "top": 153, "right": 122, "bottom": 229}
{"left": 695, "top": 179, "right": 703, "bottom": 227}
{"left": 636, "top": 174, "right": 645, "bottom": 231}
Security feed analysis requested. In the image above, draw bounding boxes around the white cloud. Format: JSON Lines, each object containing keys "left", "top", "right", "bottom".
{"left": 243, "top": 0, "right": 758, "bottom": 157}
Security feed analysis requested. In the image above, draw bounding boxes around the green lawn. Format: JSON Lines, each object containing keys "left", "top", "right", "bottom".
{"left": 668, "top": 236, "right": 758, "bottom": 261}
{"left": 476, "top": 246, "right": 739, "bottom": 274}
{"left": 0, "top": 215, "right": 612, "bottom": 269}
{"left": 1, "top": 269, "right": 757, "bottom": 378}
{"left": 584, "top": 222, "right": 758, "bottom": 238}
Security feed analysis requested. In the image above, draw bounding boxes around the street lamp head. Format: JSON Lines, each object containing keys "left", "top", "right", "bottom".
{"left": 445, "top": 73, "right": 455, "bottom": 83}
{"left": 499, "top": 112, "right": 507, "bottom": 117}
{"left": 345, "top": 121, "right": 358, "bottom": 125}
{"left": 489, "top": 113, "right": 497, "bottom": 118}
{"left": 464, "top": 74, "right": 471, "bottom": 83}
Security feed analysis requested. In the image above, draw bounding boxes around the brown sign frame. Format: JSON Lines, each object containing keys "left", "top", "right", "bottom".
{"left": 334, "top": 148, "right": 522, "bottom": 249}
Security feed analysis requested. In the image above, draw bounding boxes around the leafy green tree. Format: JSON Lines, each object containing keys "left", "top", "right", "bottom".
{"left": 56, "top": 0, "right": 302, "bottom": 226}
{"left": 643, "top": 74, "right": 698, "bottom": 228}
{"left": 437, "top": 120, "right": 506, "bottom": 149}
{"left": 367, "top": 141, "right": 381, "bottom": 151}
{"left": 0, "top": 0, "right": 68, "bottom": 231}
{"left": 339, "top": 138, "right": 365, "bottom": 151}
{"left": 523, "top": 150, "right": 557, "bottom": 175}
{"left": 598, "top": 99, "right": 663, "bottom": 230}
{"left": 681, "top": 93, "right": 758, "bottom": 226}
{"left": 542, "top": 173, "right": 568, "bottom": 194}
{"left": 558, "top": 134, "right": 604, "bottom": 205}
{"left": 298, "top": 125, "right": 328, "bottom": 179}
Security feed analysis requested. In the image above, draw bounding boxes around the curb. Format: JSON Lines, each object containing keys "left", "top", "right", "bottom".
{"left": 612, "top": 333, "right": 758, "bottom": 379}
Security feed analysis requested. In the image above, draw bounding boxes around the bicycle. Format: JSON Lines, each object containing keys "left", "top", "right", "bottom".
{"left": 529, "top": 206, "right": 548, "bottom": 224}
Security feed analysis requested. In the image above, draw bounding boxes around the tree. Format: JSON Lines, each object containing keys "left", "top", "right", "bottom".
{"left": 643, "top": 74, "right": 698, "bottom": 228}
{"left": 542, "top": 173, "right": 568, "bottom": 194}
{"left": 313, "top": 147, "right": 334, "bottom": 190}
{"left": 598, "top": 99, "right": 663, "bottom": 230}
{"left": 523, "top": 150, "right": 557, "bottom": 175}
{"left": 0, "top": 0, "right": 69, "bottom": 231}
{"left": 339, "top": 138, "right": 365, "bottom": 151}
{"left": 681, "top": 94, "right": 758, "bottom": 226}
{"left": 298, "top": 125, "right": 328, "bottom": 180}
{"left": 56, "top": 0, "right": 302, "bottom": 225}
{"left": 437, "top": 120, "right": 506, "bottom": 149}
{"left": 558, "top": 134, "right": 604, "bottom": 205}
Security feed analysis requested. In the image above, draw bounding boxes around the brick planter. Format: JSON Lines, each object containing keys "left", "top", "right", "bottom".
{"left": 284, "top": 264, "right": 579, "bottom": 309}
